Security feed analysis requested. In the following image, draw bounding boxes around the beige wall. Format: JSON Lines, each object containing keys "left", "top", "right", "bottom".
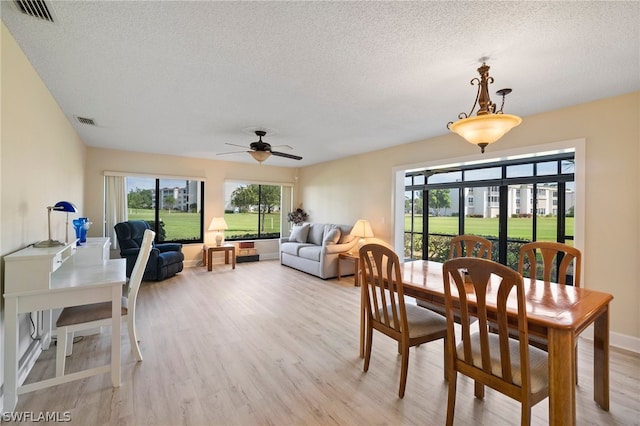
{"left": 84, "top": 148, "right": 298, "bottom": 262}
{"left": 300, "top": 91, "right": 640, "bottom": 344}
{"left": 1, "top": 24, "right": 87, "bottom": 386}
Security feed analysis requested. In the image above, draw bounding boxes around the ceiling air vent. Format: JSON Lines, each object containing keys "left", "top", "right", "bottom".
{"left": 14, "top": 0, "right": 55, "bottom": 23}
{"left": 76, "top": 116, "right": 96, "bottom": 126}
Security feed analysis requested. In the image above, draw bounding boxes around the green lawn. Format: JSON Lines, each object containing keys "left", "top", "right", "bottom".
{"left": 128, "top": 209, "right": 572, "bottom": 242}
{"left": 128, "top": 210, "right": 281, "bottom": 240}
{"left": 406, "top": 215, "right": 573, "bottom": 241}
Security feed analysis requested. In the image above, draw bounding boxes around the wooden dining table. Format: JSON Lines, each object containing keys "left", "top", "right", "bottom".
{"left": 359, "top": 259, "right": 613, "bottom": 426}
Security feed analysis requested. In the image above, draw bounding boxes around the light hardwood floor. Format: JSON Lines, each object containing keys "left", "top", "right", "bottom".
{"left": 16, "top": 260, "right": 640, "bottom": 425}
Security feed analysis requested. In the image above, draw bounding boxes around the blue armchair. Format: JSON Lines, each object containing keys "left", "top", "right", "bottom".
{"left": 114, "top": 220, "right": 184, "bottom": 281}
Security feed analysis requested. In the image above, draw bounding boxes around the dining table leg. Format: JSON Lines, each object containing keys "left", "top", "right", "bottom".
{"left": 548, "top": 327, "right": 576, "bottom": 426}
{"left": 593, "top": 306, "right": 610, "bottom": 410}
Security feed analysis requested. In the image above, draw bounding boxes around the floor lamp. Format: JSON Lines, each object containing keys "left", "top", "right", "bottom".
{"left": 35, "top": 201, "right": 78, "bottom": 248}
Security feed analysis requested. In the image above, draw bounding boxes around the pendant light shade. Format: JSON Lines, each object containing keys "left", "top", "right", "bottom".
{"left": 449, "top": 113, "right": 522, "bottom": 152}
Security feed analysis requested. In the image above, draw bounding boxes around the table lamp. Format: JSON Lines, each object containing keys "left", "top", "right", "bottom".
{"left": 208, "top": 217, "right": 228, "bottom": 247}
{"left": 35, "top": 201, "right": 78, "bottom": 248}
{"left": 350, "top": 219, "right": 374, "bottom": 250}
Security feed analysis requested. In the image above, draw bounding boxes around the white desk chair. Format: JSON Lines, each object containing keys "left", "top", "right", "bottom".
{"left": 56, "top": 229, "right": 155, "bottom": 376}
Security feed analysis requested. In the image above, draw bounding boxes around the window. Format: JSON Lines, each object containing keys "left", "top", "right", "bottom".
{"left": 224, "top": 182, "right": 287, "bottom": 240}
{"left": 404, "top": 152, "right": 575, "bottom": 268}
{"left": 125, "top": 176, "right": 204, "bottom": 243}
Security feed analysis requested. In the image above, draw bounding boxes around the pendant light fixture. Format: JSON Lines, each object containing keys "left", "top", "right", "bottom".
{"left": 448, "top": 62, "right": 522, "bottom": 153}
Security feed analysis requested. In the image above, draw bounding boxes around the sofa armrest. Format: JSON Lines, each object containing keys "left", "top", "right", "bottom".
{"left": 323, "top": 240, "right": 358, "bottom": 255}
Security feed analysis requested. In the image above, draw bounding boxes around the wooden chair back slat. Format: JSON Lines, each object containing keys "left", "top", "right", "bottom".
{"left": 450, "top": 235, "right": 493, "bottom": 260}
{"left": 518, "top": 241, "right": 582, "bottom": 286}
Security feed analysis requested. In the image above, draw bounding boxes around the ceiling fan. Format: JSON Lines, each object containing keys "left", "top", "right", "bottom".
{"left": 217, "top": 130, "right": 303, "bottom": 163}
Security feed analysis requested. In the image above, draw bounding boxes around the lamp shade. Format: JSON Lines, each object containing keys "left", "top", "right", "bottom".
{"left": 449, "top": 114, "right": 522, "bottom": 147}
{"left": 351, "top": 219, "right": 374, "bottom": 238}
{"left": 53, "top": 201, "right": 78, "bottom": 213}
{"left": 208, "top": 217, "right": 228, "bottom": 231}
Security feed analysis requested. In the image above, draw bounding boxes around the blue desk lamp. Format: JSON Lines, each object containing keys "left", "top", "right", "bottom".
{"left": 34, "top": 201, "right": 78, "bottom": 248}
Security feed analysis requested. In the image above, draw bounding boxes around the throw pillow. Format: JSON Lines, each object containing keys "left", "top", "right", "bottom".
{"left": 323, "top": 228, "right": 341, "bottom": 245}
{"left": 307, "top": 224, "right": 325, "bottom": 245}
{"left": 289, "top": 224, "right": 310, "bottom": 243}
{"left": 338, "top": 225, "right": 357, "bottom": 244}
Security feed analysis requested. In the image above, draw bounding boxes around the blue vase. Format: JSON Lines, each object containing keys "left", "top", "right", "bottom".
{"left": 73, "top": 217, "right": 89, "bottom": 244}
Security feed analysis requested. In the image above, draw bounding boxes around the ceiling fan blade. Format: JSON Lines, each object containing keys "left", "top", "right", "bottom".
{"left": 225, "top": 142, "right": 250, "bottom": 149}
{"left": 272, "top": 151, "right": 302, "bottom": 160}
{"left": 217, "top": 150, "right": 250, "bottom": 156}
{"left": 270, "top": 144, "right": 293, "bottom": 151}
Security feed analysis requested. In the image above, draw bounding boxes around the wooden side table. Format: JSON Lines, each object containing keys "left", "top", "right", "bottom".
{"left": 202, "top": 244, "right": 236, "bottom": 271}
{"left": 337, "top": 252, "right": 360, "bottom": 286}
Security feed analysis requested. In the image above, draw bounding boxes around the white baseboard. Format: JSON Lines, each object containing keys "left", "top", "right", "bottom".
{"left": 579, "top": 324, "right": 640, "bottom": 354}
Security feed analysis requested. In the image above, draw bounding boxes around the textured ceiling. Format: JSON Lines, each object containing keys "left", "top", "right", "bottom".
{"left": 2, "top": 1, "right": 639, "bottom": 167}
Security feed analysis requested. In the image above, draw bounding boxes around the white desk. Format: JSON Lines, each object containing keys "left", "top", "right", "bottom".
{"left": 3, "top": 258, "right": 125, "bottom": 412}
{"left": 74, "top": 237, "right": 110, "bottom": 264}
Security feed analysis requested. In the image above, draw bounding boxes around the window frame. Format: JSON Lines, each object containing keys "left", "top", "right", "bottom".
{"left": 403, "top": 152, "right": 576, "bottom": 265}
{"left": 224, "top": 181, "right": 290, "bottom": 241}
{"left": 113, "top": 173, "right": 206, "bottom": 244}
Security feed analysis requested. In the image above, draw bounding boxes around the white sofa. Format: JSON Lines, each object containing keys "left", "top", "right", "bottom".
{"left": 280, "top": 223, "right": 358, "bottom": 279}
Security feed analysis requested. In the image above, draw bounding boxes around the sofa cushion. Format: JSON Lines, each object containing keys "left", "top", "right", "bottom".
{"left": 281, "top": 242, "right": 314, "bottom": 256}
{"left": 307, "top": 223, "right": 326, "bottom": 246}
{"left": 298, "top": 245, "right": 322, "bottom": 262}
{"left": 323, "top": 227, "right": 341, "bottom": 245}
{"left": 289, "top": 224, "right": 310, "bottom": 243}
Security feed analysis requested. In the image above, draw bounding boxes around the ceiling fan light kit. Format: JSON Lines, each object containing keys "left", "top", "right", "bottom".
{"left": 448, "top": 62, "right": 522, "bottom": 153}
{"left": 218, "top": 130, "right": 302, "bottom": 163}
{"left": 250, "top": 150, "right": 271, "bottom": 163}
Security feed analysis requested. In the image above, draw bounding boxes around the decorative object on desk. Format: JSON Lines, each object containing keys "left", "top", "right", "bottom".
{"left": 72, "top": 217, "right": 92, "bottom": 244}
{"left": 34, "top": 201, "right": 78, "bottom": 248}
{"left": 287, "top": 207, "right": 308, "bottom": 225}
{"left": 350, "top": 219, "right": 374, "bottom": 250}
{"left": 447, "top": 61, "right": 522, "bottom": 153}
{"left": 208, "top": 216, "right": 228, "bottom": 247}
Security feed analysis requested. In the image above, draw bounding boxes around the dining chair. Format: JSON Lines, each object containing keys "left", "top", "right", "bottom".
{"left": 449, "top": 234, "right": 493, "bottom": 260}
{"left": 442, "top": 257, "right": 549, "bottom": 426}
{"left": 418, "top": 235, "right": 492, "bottom": 320}
{"left": 55, "top": 229, "right": 155, "bottom": 376}
{"left": 359, "top": 243, "right": 448, "bottom": 398}
{"left": 518, "top": 241, "right": 581, "bottom": 287}
{"left": 518, "top": 241, "right": 582, "bottom": 382}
